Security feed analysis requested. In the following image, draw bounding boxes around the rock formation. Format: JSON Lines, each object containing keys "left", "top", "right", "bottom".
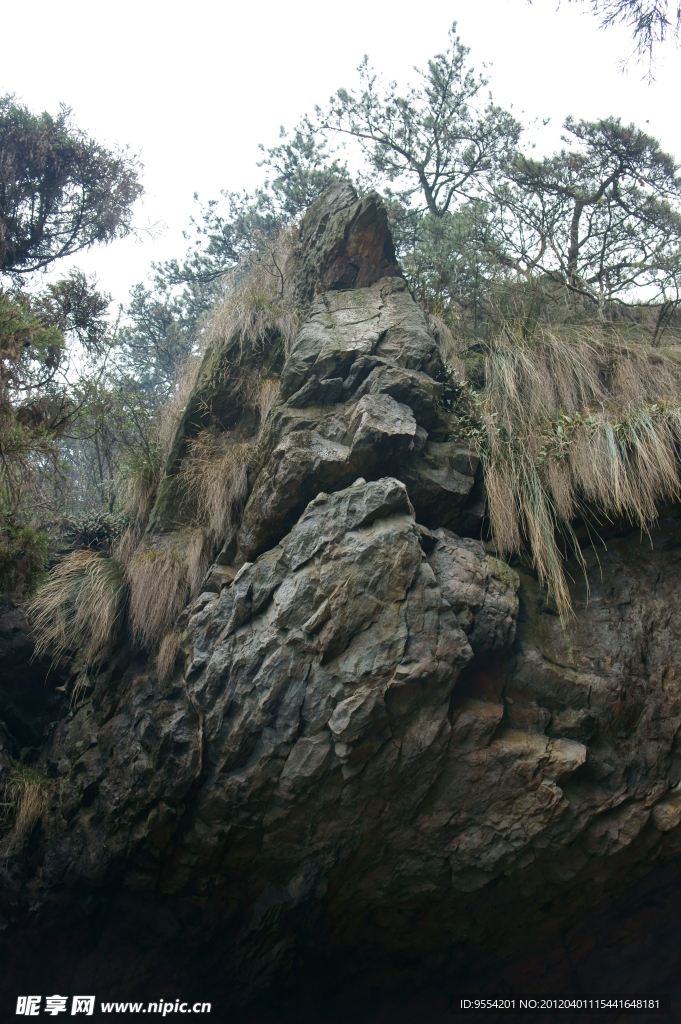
{"left": 3, "top": 184, "right": 681, "bottom": 1017}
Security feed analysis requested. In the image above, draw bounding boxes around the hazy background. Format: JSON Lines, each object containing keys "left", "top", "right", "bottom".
{"left": 2, "top": 0, "right": 679, "bottom": 307}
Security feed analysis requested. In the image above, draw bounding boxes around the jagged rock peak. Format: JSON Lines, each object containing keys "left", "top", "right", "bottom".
{"left": 294, "top": 181, "right": 400, "bottom": 302}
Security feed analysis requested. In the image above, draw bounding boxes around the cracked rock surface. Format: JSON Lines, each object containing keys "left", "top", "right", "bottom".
{"left": 3, "top": 183, "right": 681, "bottom": 1015}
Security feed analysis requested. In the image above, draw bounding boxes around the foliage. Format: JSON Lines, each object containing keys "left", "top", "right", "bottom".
{"left": 0, "top": 287, "right": 64, "bottom": 517}
{"left": 60, "top": 509, "right": 128, "bottom": 553}
{"left": 318, "top": 23, "right": 521, "bottom": 217}
{"left": 0, "top": 95, "right": 142, "bottom": 276}
{"left": 0, "top": 522, "right": 48, "bottom": 593}
{"left": 34, "top": 270, "right": 112, "bottom": 354}
{"left": 396, "top": 199, "right": 509, "bottom": 326}
{"left": 120, "top": 282, "right": 197, "bottom": 398}
{"left": 498, "top": 118, "right": 681, "bottom": 312}
{"left": 259, "top": 121, "right": 350, "bottom": 219}
{"left": 573, "top": 0, "right": 680, "bottom": 65}
{"left": 0, "top": 93, "right": 143, "bottom": 590}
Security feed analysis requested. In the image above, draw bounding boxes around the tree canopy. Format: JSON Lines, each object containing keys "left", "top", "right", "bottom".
{"left": 579, "top": 0, "right": 680, "bottom": 63}
{"left": 0, "top": 95, "right": 142, "bottom": 276}
{"left": 496, "top": 117, "right": 681, "bottom": 310}
{"left": 319, "top": 24, "right": 521, "bottom": 218}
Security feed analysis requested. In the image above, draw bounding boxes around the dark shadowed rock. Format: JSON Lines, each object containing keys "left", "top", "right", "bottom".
{"left": 0, "top": 597, "right": 68, "bottom": 752}
{"left": 294, "top": 184, "right": 400, "bottom": 303}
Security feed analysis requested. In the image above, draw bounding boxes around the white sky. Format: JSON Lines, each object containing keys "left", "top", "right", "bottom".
{"left": 2, "top": 0, "right": 680, "bottom": 309}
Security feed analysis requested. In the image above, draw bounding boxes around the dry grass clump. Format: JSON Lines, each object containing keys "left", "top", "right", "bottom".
{"left": 179, "top": 376, "right": 279, "bottom": 589}
{"left": 257, "top": 378, "right": 280, "bottom": 426}
{"left": 186, "top": 531, "right": 210, "bottom": 598}
{"left": 2, "top": 762, "right": 51, "bottom": 851}
{"left": 158, "top": 349, "right": 206, "bottom": 461}
{"left": 115, "top": 350, "right": 207, "bottom": 543}
{"left": 115, "top": 444, "right": 164, "bottom": 539}
{"left": 28, "top": 550, "right": 128, "bottom": 669}
{"left": 429, "top": 313, "right": 466, "bottom": 381}
{"left": 205, "top": 227, "right": 301, "bottom": 359}
{"left": 181, "top": 432, "right": 250, "bottom": 546}
{"left": 128, "top": 550, "right": 188, "bottom": 650}
{"left": 157, "top": 630, "right": 181, "bottom": 681}
{"left": 474, "top": 322, "right": 681, "bottom": 621}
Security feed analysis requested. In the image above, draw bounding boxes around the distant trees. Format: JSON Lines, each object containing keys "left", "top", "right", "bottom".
{"left": 320, "top": 25, "right": 520, "bottom": 218}
{"left": 306, "top": 26, "right": 681, "bottom": 334}
{"left": 497, "top": 118, "right": 681, "bottom": 314}
{"left": 0, "top": 97, "right": 145, "bottom": 591}
{"left": 144, "top": 22, "right": 681, "bottom": 348}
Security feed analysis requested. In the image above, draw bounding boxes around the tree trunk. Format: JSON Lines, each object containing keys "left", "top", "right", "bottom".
{"left": 567, "top": 199, "right": 584, "bottom": 287}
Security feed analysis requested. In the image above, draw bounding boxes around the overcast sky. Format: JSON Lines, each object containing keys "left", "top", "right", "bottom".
{"left": 2, "top": 0, "right": 680, "bottom": 308}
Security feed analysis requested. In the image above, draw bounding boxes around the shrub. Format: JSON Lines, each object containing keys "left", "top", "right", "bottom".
{"left": 0, "top": 521, "right": 48, "bottom": 595}
{"left": 60, "top": 509, "right": 128, "bottom": 553}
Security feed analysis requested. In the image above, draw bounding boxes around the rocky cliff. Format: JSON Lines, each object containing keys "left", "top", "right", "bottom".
{"left": 3, "top": 184, "right": 681, "bottom": 1019}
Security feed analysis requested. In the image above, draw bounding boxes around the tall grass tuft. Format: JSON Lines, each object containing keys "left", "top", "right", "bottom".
{"left": 179, "top": 376, "right": 278, "bottom": 577}
{"left": 205, "top": 227, "right": 301, "bottom": 359}
{"left": 157, "top": 630, "right": 181, "bottom": 681}
{"left": 28, "top": 550, "right": 128, "bottom": 669}
{"left": 181, "top": 432, "right": 250, "bottom": 545}
{"left": 444, "top": 319, "right": 681, "bottom": 623}
{"left": 128, "top": 550, "right": 188, "bottom": 650}
{"left": 2, "top": 762, "right": 52, "bottom": 851}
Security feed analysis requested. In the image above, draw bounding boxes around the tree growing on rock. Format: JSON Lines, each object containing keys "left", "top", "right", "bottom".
{"left": 318, "top": 23, "right": 520, "bottom": 218}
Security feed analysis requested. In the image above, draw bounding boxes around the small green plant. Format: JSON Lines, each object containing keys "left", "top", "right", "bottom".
{"left": 60, "top": 509, "right": 128, "bottom": 553}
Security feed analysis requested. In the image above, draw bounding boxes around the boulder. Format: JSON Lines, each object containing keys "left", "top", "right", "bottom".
{"left": 4, "top": 184, "right": 681, "bottom": 1014}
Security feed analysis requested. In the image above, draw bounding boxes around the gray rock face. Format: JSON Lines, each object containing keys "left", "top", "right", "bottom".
{"left": 294, "top": 183, "right": 400, "bottom": 302}
{"left": 4, "top": 184, "right": 681, "bottom": 1009}
{"left": 10, "top": 489, "right": 681, "bottom": 1007}
{"left": 17, "top": 478, "right": 520, "bottom": 994}
{"left": 234, "top": 276, "right": 475, "bottom": 566}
